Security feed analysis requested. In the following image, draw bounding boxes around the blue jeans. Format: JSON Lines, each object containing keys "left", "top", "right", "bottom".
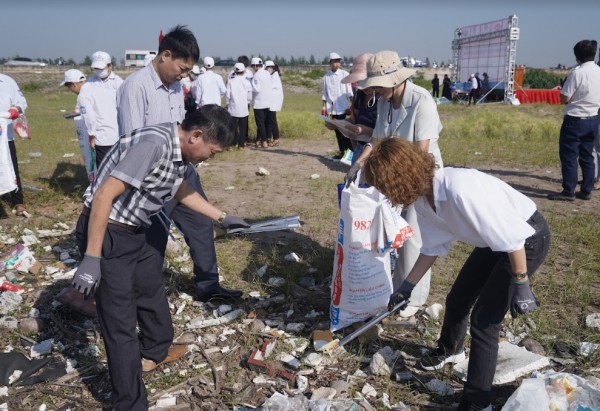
{"left": 559, "top": 115, "right": 598, "bottom": 195}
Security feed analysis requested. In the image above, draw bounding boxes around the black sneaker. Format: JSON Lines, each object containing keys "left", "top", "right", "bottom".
{"left": 457, "top": 398, "right": 492, "bottom": 411}
{"left": 575, "top": 191, "right": 591, "bottom": 200}
{"left": 547, "top": 191, "right": 575, "bottom": 201}
{"left": 420, "top": 347, "right": 466, "bottom": 371}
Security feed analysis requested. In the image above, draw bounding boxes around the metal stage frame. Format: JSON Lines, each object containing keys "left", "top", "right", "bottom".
{"left": 451, "top": 15, "right": 519, "bottom": 102}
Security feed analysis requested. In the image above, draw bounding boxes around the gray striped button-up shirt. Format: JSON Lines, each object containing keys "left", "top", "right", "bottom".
{"left": 83, "top": 123, "right": 187, "bottom": 227}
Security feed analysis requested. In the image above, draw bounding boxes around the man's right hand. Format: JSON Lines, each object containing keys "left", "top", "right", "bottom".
{"left": 72, "top": 254, "right": 102, "bottom": 297}
{"left": 388, "top": 280, "right": 416, "bottom": 311}
{"left": 7, "top": 108, "right": 19, "bottom": 120}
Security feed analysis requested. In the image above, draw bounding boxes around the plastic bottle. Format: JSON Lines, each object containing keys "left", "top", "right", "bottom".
{"left": 321, "top": 106, "right": 327, "bottom": 116}
{"left": 5, "top": 271, "right": 17, "bottom": 284}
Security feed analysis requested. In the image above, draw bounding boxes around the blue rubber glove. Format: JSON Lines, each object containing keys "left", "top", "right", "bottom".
{"left": 388, "top": 280, "right": 415, "bottom": 311}
{"left": 510, "top": 281, "right": 540, "bottom": 318}
{"left": 72, "top": 253, "right": 101, "bottom": 297}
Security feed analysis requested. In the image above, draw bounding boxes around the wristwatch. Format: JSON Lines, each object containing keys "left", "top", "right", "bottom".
{"left": 217, "top": 211, "right": 227, "bottom": 224}
{"left": 512, "top": 271, "right": 528, "bottom": 281}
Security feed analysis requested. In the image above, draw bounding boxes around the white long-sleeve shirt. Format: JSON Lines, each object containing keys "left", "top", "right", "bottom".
{"left": 0, "top": 73, "right": 27, "bottom": 141}
{"left": 191, "top": 70, "right": 226, "bottom": 107}
{"left": 415, "top": 167, "right": 536, "bottom": 256}
{"left": 270, "top": 72, "right": 284, "bottom": 112}
{"left": 252, "top": 68, "right": 273, "bottom": 110}
{"left": 322, "top": 69, "right": 352, "bottom": 115}
{"left": 226, "top": 75, "right": 252, "bottom": 118}
{"left": 78, "top": 83, "right": 119, "bottom": 147}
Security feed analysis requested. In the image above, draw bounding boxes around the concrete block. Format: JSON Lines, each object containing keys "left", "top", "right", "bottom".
{"left": 453, "top": 341, "right": 550, "bottom": 385}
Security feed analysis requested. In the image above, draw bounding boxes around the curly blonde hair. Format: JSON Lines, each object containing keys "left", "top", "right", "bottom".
{"left": 363, "top": 138, "right": 436, "bottom": 207}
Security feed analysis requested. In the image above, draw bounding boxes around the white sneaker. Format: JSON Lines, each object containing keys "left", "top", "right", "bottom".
{"left": 399, "top": 305, "right": 419, "bottom": 318}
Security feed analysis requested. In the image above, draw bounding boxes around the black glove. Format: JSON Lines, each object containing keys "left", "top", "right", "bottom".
{"left": 344, "top": 162, "right": 362, "bottom": 188}
{"left": 388, "top": 280, "right": 415, "bottom": 311}
{"left": 72, "top": 254, "right": 101, "bottom": 297}
{"left": 222, "top": 215, "right": 250, "bottom": 229}
{"left": 510, "top": 281, "right": 540, "bottom": 318}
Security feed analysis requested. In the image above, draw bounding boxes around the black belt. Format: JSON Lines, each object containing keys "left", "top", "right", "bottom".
{"left": 81, "top": 206, "right": 141, "bottom": 232}
{"left": 564, "top": 114, "right": 598, "bottom": 121}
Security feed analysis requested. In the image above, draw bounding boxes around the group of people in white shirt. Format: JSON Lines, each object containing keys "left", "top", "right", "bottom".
{"left": 183, "top": 55, "right": 283, "bottom": 149}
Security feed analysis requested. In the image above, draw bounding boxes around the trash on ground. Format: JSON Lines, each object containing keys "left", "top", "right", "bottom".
{"left": 453, "top": 341, "right": 550, "bottom": 385}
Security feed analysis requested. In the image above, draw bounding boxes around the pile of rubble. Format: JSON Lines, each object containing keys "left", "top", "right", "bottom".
{"left": 2, "top": 222, "right": 600, "bottom": 410}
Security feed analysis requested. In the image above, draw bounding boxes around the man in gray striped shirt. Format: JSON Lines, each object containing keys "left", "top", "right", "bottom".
{"left": 117, "top": 25, "right": 247, "bottom": 303}
{"left": 72, "top": 106, "right": 240, "bottom": 411}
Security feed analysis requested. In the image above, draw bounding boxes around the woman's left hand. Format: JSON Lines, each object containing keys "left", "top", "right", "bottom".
{"left": 509, "top": 281, "right": 539, "bottom": 318}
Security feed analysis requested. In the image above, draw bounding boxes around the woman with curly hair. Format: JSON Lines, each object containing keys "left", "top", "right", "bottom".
{"left": 364, "top": 138, "right": 551, "bottom": 411}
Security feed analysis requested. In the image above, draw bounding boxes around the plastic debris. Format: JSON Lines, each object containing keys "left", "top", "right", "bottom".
{"left": 31, "top": 339, "right": 54, "bottom": 358}
{"left": 0, "top": 292, "right": 23, "bottom": 315}
{"left": 425, "top": 303, "right": 443, "bottom": 320}
{"left": 257, "top": 167, "right": 270, "bottom": 176}
{"left": 284, "top": 252, "right": 301, "bottom": 262}
{"left": 426, "top": 378, "right": 454, "bottom": 396}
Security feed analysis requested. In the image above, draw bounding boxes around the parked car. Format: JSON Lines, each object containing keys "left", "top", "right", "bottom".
{"left": 4, "top": 57, "right": 47, "bottom": 67}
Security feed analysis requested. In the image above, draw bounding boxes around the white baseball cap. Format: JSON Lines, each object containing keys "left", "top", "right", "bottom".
{"left": 91, "top": 51, "right": 111, "bottom": 69}
{"left": 199, "top": 67, "right": 206, "bottom": 74}
{"left": 250, "top": 57, "right": 263, "bottom": 66}
{"left": 234, "top": 62, "right": 245, "bottom": 73}
{"left": 264, "top": 60, "right": 275, "bottom": 67}
{"left": 329, "top": 52, "right": 342, "bottom": 61}
{"left": 61, "top": 69, "right": 86, "bottom": 86}
{"left": 191, "top": 64, "right": 200, "bottom": 75}
{"left": 203, "top": 56, "right": 215, "bottom": 69}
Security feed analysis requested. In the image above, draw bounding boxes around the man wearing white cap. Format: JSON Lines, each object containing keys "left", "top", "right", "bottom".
{"left": 61, "top": 68, "right": 119, "bottom": 169}
{"left": 191, "top": 56, "right": 226, "bottom": 107}
{"left": 88, "top": 51, "right": 123, "bottom": 92}
{"left": 322, "top": 52, "right": 353, "bottom": 157}
{"left": 250, "top": 57, "right": 272, "bottom": 148}
{"left": 226, "top": 63, "right": 252, "bottom": 148}
{"left": 468, "top": 73, "right": 478, "bottom": 105}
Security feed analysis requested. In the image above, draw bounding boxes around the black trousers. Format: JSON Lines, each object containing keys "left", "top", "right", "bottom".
{"left": 267, "top": 110, "right": 280, "bottom": 141}
{"left": 95, "top": 145, "right": 113, "bottom": 169}
{"left": 438, "top": 210, "right": 550, "bottom": 406}
{"left": 232, "top": 116, "right": 249, "bottom": 148}
{"left": 331, "top": 113, "right": 353, "bottom": 153}
{"left": 146, "top": 165, "right": 220, "bottom": 296}
{"left": 75, "top": 214, "right": 172, "bottom": 411}
{"left": 1, "top": 140, "right": 24, "bottom": 207}
{"left": 254, "top": 108, "right": 269, "bottom": 142}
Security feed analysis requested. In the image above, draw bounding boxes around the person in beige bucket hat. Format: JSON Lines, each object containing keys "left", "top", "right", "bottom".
{"left": 346, "top": 49, "right": 444, "bottom": 320}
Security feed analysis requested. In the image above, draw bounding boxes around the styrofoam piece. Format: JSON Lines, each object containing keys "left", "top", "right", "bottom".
{"left": 453, "top": 341, "right": 550, "bottom": 385}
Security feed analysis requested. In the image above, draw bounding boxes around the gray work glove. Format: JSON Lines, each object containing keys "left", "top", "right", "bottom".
{"left": 388, "top": 280, "right": 415, "bottom": 311}
{"left": 72, "top": 254, "right": 101, "bottom": 297}
{"left": 344, "top": 162, "right": 362, "bottom": 188}
{"left": 510, "top": 281, "right": 540, "bottom": 318}
{"left": 222, "top": 215, "right": 250, "bottom": 229}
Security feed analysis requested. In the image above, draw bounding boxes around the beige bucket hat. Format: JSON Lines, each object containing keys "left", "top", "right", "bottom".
{"left": 357, "top": 50, "right": 416, "bottom": 89}
{"left": 341, "top": 52, "right": 373, "bottom": 84}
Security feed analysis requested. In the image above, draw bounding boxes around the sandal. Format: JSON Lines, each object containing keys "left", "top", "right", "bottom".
{"left": 271, "top": 139, "right": 280, "bottom": 147}
{"left": 262, "top": 141, "right": 269, "bottom": 148}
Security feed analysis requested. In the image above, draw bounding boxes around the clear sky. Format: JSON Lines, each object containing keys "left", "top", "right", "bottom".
{"left": 3, "top": 0, "right": 598, "bottom": 68}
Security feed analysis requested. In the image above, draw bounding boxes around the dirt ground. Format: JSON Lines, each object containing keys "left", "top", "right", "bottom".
{"left": 1, "top": 130, "right": 599, "bottom": 410}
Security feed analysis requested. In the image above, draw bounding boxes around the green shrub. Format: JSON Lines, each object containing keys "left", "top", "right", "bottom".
{"left": 523, "top": 68, "right": 562, "bottom": 89}
{"left": 20, "top": 82, "right": 44, "bottom": 93}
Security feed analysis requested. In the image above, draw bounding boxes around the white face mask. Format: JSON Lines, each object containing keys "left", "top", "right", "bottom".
{"left": 94, "top": 68, "right": 109, "bottom": 79}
